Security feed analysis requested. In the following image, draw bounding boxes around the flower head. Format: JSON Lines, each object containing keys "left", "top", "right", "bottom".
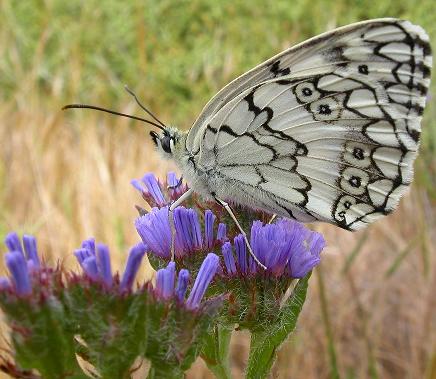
{"left": 74, "top": 239, "right": 147, "bottom": 290}
{"left": 154, "top": 253, "right": 220, "bottom": 310}
{"left": 219, "top": 219, "right": 324, "bottom": 279}
{"left": 131, "top": 172, "right": 188, "bottom": 208}
{"left": 135, "top": 206, "right": 227, "bottom": 260}
{"left": 4, "top": 251, "right": 31, "bottom": 296}
{"left": 2, "top": 233, "right": 42, "bottom": 295}
{"left": 0, "top": 231, "right": 222, "bottom": 379}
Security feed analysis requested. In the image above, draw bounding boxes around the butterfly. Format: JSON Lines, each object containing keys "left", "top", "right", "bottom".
{"left": 65, "top": 18, "right": 432, "bottom": 267}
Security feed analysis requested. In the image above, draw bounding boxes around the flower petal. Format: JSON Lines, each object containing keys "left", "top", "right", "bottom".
{"left": 186, "top": 253, "right": 219, "bottom": 310}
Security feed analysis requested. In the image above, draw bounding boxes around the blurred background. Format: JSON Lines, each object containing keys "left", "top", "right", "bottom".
{"left": 0, "top": 0, "right": 435, "bottom": 378}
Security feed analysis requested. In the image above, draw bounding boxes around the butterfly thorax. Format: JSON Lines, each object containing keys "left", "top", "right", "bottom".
{"left": 149, "top": 126, "right": 213, "bottom": 199}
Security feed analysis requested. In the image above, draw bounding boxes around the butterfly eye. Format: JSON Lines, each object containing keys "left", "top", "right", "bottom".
{"left": 161, "top": 135, "right": 172, "bottom": 154}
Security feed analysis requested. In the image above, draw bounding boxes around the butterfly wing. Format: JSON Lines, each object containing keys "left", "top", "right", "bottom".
{"left": 186, "top": 18, "right": 431, "bottom": 153}
{"left": 187, "top": 19, "right": 432, "bottom": 230}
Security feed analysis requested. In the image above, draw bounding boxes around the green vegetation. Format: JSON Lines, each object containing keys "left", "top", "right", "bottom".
{"left": 0, "top": 1, "right": 435, "bottom": 378}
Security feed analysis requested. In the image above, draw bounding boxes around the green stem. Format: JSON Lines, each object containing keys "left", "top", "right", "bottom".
{"left": 246, "top": 331, "right": 277, "bottom": 379}
{"left": 245, "top": 273, "right": 312, "bottom": 379}
{"left": 317, "top": 266, "right": 341, "bottom": 379}
{"left": 147, "top": 364, "right": 184, "bottom": 379}
{"left": 201, "top": 324, "right": 233, "bottom": 379}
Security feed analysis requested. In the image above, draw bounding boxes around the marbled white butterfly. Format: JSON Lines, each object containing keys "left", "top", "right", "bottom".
{"left": 65, "top": 19, "right": 432, "bottom": 267}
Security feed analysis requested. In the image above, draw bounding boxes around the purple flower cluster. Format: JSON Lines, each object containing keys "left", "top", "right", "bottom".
{"left": 155, "top": 253, "right": 220, "bottom": 310}
{"left": 131, "top": 172, "right": 187, "bottom": 207}
{"left": 221, "top": 219, "right": 325, "bottom": 279}
{"left": 74, "top": 237, "right": 219, "bottom": 309}
{"left": 1, "top": 232, "right": 41, "bottom": 296}
{"left": 74, "top": 239, "right": 147, "bottom": 291}
{"left": 135, "top": 206, "right": 227, "bottom": 259}
{"left": 1, "top": 230, "right": 220, "bottom": 313}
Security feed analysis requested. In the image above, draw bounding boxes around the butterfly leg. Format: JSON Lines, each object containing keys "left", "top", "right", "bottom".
{"left": 168, "top": 188, "right": 194, "bottom": 260}
{"left": 213, "top": 196, "right": 267, "bottom": 270}
{"left": 268, "top": 214, "right": 277, "bottom": 224}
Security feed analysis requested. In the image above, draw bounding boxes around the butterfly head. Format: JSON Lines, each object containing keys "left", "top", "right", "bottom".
{"left": 150, "top": 127, "right": 183, "bottom": 157}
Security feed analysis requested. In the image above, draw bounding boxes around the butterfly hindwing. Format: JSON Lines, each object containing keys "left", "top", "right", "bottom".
{"left": 187, "top": 19, "right": 431, "bottom": 230}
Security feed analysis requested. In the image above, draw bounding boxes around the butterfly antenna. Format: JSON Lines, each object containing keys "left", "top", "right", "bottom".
{"left": 62, "top": 104, "right": 166, "bottom": 131}
{"left": 124, "top": 86, "right": 167, "bottom": 128}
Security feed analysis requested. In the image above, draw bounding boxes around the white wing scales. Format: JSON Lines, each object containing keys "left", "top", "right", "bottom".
{"left": 185, "top": 19, "right": 432, "bottom": 230}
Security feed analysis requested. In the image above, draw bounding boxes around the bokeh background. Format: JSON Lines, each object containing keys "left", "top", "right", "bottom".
{"left": 1, "top": 0, "right": 435, "bottom": 378}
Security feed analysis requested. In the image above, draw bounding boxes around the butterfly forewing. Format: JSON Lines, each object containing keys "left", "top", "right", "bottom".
{"left": 185, "top": 19, "right": 432, "bottom": 230}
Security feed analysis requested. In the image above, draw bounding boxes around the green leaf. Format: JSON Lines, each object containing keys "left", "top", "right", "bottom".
{"left": 68, "top": 284, "right": 149, "bottom": 379}
{"left": 245, "top": 273, "right": 311, "bottom": 379}
{"left": 201, "top": 323, "right": 233, "bottom": 379}
{"left": 5, "top": 298, "right": 86, "bottom": 379}
{"left": 146, "top": 297, "right": 224, "bottom": 377}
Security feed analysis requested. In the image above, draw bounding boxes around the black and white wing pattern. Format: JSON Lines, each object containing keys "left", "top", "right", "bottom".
{"left": 187, "top": 19, "right": 432, "bottom": 230}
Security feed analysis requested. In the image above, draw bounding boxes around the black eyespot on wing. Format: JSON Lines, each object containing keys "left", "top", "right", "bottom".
{"left": 318, "top": 104, "right": 332, "bottom": 115}
{"left": 349, "top": 176, "right": 361, "bottom": 188}
{"left": 302, "top": 87, "right": 313, "bottom": 96}
{"left": 358, "top": 64, "right": 369, "bottom": 75}
{"left": 353, "top": 147, "right": 365, "bottom": 160}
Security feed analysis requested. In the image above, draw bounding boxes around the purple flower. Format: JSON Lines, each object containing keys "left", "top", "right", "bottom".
{"left": 96, "top": 244, "right": 113, "bottom": 287}
{"left": 174, "top": 207, "right": 203, "bottom": 254}
{"left": 221, "top": 242, "right": 237, "bottom": 275}
{"left": 5, "top": 232, "right": 24, "bottom": 256}
{"left": 167, "top": 172, "right": 185, "bottom": 199}
{"left": 82, "top": 256, "right": 99, "bottom": 280}
{"left": 136, "top": 206, "right": 224, "bottom": 260}
{"left": 286, "top": 229, "right": 324, "bottom": 278}
{"left": 175, "top": 269, "right": 190, "bottom": 302}
{"left": 142, "top": 173, "right": 166, "bottom": 206}
{"left": 135, "top": 207, "right": 172, "bottom": 259}
{"left": 120, "top": 243, "right": 147, "bottom": 291}
{"left": 131, "top": 172, "right": 186, "bottom": 207}
{"left": 5, "top": 251, "right": 31, "bottom": 296}
{"left": 74, "top": 238, "right": 97, "bottom": 275}
{"left": 152, "top": 255, "right": 217, "bottom": 309}
{"left": 81, "top": 238, "right": 96, "bottom": 255}
{"left": 74, "top": 239, "right": 147, "bottom": 290}
{"left": 234, "top": 235, "right": 248, "bottom": 274}
{"left": 155, "top": 262, "right": 176, "bottom": 300}
{"left": 228, "top": 219, "right": 324, "bottom": 279}
{"left": 250, "top": 220, "right": 296, "bottom": 276}
{"left": 2, "top": 233, "right": 43, "bottom": 295}
{"left": 74, "top": 248, "right": 94, "bottom": 265}
{"left": 23, "top": 235, "right": 40, "bottom": 268}
{"left": 216, "top": 223, "right": 227, "bottom": 242}
{"left": 186, "top": 253, "right": 219, "bottom": 310}
{"left": 204, "top": 210, "right": 216, "bottom": 249}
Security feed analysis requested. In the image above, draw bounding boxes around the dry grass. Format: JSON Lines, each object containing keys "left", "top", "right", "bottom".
{"left": 1, "top": 1, "right": 436, "bottom": 378}
{"left": 1, "top": 86, "right": 435, "bottom": 379}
